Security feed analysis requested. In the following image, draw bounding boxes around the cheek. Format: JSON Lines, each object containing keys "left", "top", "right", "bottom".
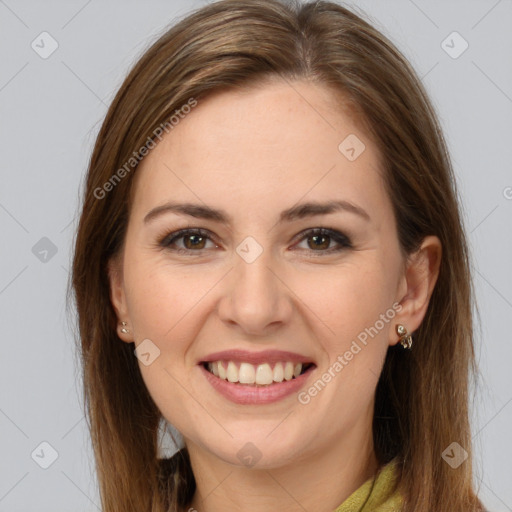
{"left": 292, "top": 258, "right": 397, "bottom": 346}
{"left": 121, "top": 260, "right": 209, "bottom": 427}
{"left": 291, "top": 258, "right": 398, "bottom": 402}
{"left": 123, "top": 256, "right": 213, "bottom": 341}
{"left": 284, "top": 259, "right": 398, "bottom": 436}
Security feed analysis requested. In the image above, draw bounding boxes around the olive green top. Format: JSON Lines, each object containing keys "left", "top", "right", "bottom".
{"left": 334, "top": 458, "right": 403, "bottom": 512}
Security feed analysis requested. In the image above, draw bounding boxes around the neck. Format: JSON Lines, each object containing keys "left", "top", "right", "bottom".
{"left": 184, "top": 423, "right": 378, "bottom": 512}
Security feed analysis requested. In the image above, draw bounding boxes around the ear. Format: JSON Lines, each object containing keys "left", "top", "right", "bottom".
{"left": 390, "top": 235, "right": 442, "bottom": 346}
{"left": 107, "top": 256, "right": 133, "bottom": 343}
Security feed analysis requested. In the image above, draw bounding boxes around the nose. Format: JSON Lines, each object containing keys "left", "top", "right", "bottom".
{"left": 216, "top": 247, "right": 293, "bottom": 336}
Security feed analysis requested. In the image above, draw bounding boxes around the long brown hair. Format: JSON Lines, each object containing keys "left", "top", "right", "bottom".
{"left": 71, "top": 0, "right": 484, "bottom": 510}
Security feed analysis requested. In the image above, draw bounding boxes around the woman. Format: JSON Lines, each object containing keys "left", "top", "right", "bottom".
{"left": 71, "top": 0, "right": 486, "bottom": 510}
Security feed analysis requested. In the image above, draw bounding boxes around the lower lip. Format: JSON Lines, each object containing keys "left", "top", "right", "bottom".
{"left": 198, "top": 363, "right": 316, "bottom": 405}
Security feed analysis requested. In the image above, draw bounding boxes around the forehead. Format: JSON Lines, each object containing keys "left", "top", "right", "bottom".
{"left": 131, "top": 80, "right": 388, "bottom": 224}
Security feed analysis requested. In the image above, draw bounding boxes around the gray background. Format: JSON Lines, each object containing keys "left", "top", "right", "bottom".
{"left": 1, "top": 0, "right": 511, "bottom": 510}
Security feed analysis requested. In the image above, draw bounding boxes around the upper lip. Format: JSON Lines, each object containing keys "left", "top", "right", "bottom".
{"left": 199, "top": 349, "right": 315, "bottom": 366}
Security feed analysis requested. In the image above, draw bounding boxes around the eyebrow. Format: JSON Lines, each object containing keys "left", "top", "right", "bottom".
{"left": 143, "top": 199, "right": 371, "bottom": 225}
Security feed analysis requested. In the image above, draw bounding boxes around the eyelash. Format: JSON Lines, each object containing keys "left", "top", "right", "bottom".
{"left": 157, "top": 227, "right": 352, "bottom": 255}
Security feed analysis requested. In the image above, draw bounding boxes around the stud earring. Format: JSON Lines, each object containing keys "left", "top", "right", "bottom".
{"left": 120, "top": 321, "right": 130, "bottom": 334}
{"left": 396, "top": 324, "right": 413, "bottom": 349}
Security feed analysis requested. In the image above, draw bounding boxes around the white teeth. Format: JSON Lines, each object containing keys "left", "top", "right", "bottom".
{"left": 217, "top": 361, "right": 227, "bottom": 380}
{"left": 208, "top": 362, "right": 220, "bottom": 377}
{"left": 205, "top": 360, "right": 308, "bottom": 385}
{"left": 273, "top": 362, "right": 284, "bottom": 382}
{"left": 284, "top": 361, "right": 294, "bottom": 381}
{"left": 226, "top": 361, "right": 238, "bottom": 383}
{"left": 239, "top": 362, "right": 255, "bottom": 384}
{"left": 255, "top": 363, "right": 273, "bottom": 385}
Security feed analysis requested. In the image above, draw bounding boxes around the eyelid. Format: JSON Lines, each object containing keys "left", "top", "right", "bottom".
{"left": 291, "top": 227, "right": 352, "bottom": 252}
{"left": 158, "top": 227, "right": 219, "bottom": 250}
{"left": 158, "top": 226, "right": 352, "bottom": 254}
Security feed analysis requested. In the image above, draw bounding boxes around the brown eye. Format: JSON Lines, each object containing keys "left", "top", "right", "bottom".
{"left": 159, "top": 228, "right": 218, "bottom": 253}
{"left": 307, "top": 233, "right": 331, "bottom": 250}
{"left": 296, "top": 228, "right": 352, "bottom": 253}
{"left": 182, "top": 233, "right": 207, "bottom": 250}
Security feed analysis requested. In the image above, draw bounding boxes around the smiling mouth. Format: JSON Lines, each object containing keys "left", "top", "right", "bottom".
{"left": 201, "top": 360, "right": 316, "bottom": 387}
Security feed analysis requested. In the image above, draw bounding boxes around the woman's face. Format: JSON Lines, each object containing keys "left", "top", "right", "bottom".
{"left": 110, "top": 79, "right": 411, "bottom": 468}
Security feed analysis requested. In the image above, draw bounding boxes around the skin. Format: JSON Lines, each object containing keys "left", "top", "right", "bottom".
{"left": 108, "top": 78, "right": 441, "bottom": 512}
